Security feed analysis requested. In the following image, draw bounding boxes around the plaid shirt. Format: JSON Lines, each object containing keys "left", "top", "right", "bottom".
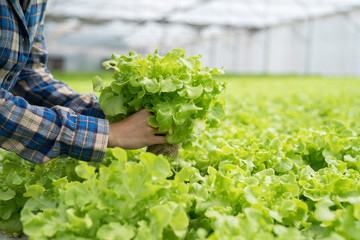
{"left": 0, "top": 0, "right": 109, "bottom": 164}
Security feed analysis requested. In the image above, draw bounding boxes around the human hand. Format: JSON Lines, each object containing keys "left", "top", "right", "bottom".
{"left": 107, "top": 109, "right": 167, "bottom": 149}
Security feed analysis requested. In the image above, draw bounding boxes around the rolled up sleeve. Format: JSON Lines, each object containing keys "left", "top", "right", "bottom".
{"left": 3, "top": 20, "right": 110, "bottom": 164}
{"left": 0, "top": 89, "right": 109, "bottom": 164}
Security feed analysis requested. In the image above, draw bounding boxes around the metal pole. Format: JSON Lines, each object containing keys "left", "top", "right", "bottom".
{"left": 304, "top": 18, "right": 314, "bottom": 75}
{"left": 293, "top": 0, "right": 315, "bottom": 75}
{"left": 232, "top": 30, "right": 241, "bottom": 73}
{"left": 344, "top": 13, "right": 360, "bottom": 77}
{"left": 357, "top": 29, "right": 360, "bottom": 77}
{"left": 262, "top": 0, "right": 270, "bottom": 74}
{"left": 358, "top": 33, "right": 360, "bottom": 77}
{"left": 209, "top": 37, "right": 216, "bottom": 68}
{"left": 263, "top": 27, "right": 270, "bottom": 74}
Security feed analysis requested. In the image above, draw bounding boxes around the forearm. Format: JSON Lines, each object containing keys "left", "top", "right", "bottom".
{"left": 0, "top": 88, "right": 109, "bottom": 164}
{"left": 12, "top": 68, "right": 105, "bottom": 118}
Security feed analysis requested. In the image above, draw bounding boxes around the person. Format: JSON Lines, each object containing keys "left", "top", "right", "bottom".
{"left": 0, "top": 0, "right": 167, "bottom": 164}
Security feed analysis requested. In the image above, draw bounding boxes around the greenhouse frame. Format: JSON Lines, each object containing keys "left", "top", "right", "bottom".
{"left": 44, "top": 0, "right": 360, "bottom": 76}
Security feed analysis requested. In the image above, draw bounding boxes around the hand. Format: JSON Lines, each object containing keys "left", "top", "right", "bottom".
{"left": 107, "top": 109, "right": 167, "bottom": 149}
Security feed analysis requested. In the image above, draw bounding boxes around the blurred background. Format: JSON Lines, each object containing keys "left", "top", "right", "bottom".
{"left": 44, "top": 0, "right": 360, "bottom": 76}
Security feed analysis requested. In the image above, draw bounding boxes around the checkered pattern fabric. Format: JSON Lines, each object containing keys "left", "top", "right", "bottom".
{"left": 0, "top": 0, "right": 109, "bottom": 163}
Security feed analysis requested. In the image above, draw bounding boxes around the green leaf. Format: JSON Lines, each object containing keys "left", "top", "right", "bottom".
{"left": 147, "top": 115, "right": 160, "bottom": 128}
{"left": 210, "top": 67, "right": 225, "bottom": 75}
{"left": 314, "top": 197, "right": 336, "bottom": 222}
{"left": 338, "top": 206, "right": 360, "bottom": 239}
{"left": 270, "top": 138, "right": 283, "bottom": 152}
{"left": 110, "top": 82, "right": 125, "bottom": 94}
{"left": 75, "top": 163, "right": 96, "bottom": 179}
{"left": 23, "top": 185, "right": 45, "bottom": 199}
{"left": 139, "top": 77, "right": 160, "bottom": 93}
{"left": 0, "top": 212, "right": 22, "bottom": 234}
{"left": 6, "top": 171, "right": 26, "bottom": 185}
{"left": 186, "top": 85, "right": 203, "bottom": 99}
{"left": 169, "top": 204, "right": 189, "bottom": 238}
{"left": 101, "top": 95, "right": 127, "bottom": 117}
{"left": 180, "top": 57, "right": 195, "bottom": 69}
{"left": 189, "top": 182, "right": 209, "bottom": 201}
{"left": 0, "top": 201, "right": 15, "bottom": 220}
{"left": 149, "top": 205, "right": 172, "bottom": 228}
{"left": 140, "top": 152, "right": 172, "bottom": 179}
{"left": 128, "top": 51, "right": 137, "bottom": 58}
{"left": 97, "top": 222, "right": 134, "bottom": 240}
{"left": 176, "top": 103, "right": 202, "bottom": 120}
{"left": 0, "top": 189, "right": 15, "bottom": 201}
{"left": 175, "top": 166, "right": 199, "bottom": 182}
{"left": 67, "top": 208, "right": 93, "bottom": 230}
{"left": 207, "top": 99, "right": 225, "bottom": 127}
{"left": 92, "top": 75, "right": 106, "bottom": 92}
{"left": 155, "top": 103, "right": 176, "bottom": 133}
{"left": 64, "top": 183, "right": 92, "bottom": 208}
{"left": 160, "top": 77, "right": 182, "bottom": 92}
{"left": 244, "top": 187, "right": 258, "bottom": 204}
{"left": 112, "top": 147, "right": 128, "bottom": 162}
{"left": 274, "top": 157, "right": 293, "bottom": 173}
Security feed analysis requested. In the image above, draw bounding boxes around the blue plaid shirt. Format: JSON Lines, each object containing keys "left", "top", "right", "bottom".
{"left": 0, "top": 0, "right": 109, "bottom": 163}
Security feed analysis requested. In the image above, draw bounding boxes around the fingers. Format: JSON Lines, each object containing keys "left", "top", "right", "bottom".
{"left": 140, "top": 108, "right": 152, "bottom": 116}
{"left": 151, "top": 127, "right": 168, "bottom": 135}
{"left": 152, "top": 135, "right": 168, "bottom": 145}
{"left": 108, "top": 108, "right": 170, "bottom": 149}
{"left": 140, "top": 109, "right": 168, "bottom": 144}
{"left": 151, "top": 128, "right": 169, "bottom": 136}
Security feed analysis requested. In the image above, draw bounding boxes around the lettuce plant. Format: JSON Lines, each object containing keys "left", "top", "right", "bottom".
{"left": 2, "top": 76, "right": 360, "bottom": 239}
{"left": 93, "top": 49, "right": 225, "bottom": 145}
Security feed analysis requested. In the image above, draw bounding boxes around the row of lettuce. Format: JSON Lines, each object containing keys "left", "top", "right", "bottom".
{"left": 1, "top": 76, "right": 360, "bottom": 239}
{"left": 1, "top": 122, "right": 360, "bottom": 239}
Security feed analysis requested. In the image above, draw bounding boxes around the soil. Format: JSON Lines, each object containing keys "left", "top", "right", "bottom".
{"left": 146, "top": 143, "right": 179, "bottom": 159}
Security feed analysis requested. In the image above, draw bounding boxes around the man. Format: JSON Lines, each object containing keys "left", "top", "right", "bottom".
{"left": 0, "top": 0, "right": 167, "bottom": 164}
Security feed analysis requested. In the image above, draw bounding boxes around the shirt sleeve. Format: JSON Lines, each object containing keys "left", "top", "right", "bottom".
{"left": 0, "top": 89, "right": 109, "bottom": 164}
{"left": 1, "top": 22, "right": 109, "bottom": 164}
{"left": 11, "top": 22, "right": 105, "bottom": 119}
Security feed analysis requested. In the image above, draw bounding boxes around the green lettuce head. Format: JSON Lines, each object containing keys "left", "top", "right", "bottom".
{"left": 93, "top": 49, "right": 225, "bottom": 145}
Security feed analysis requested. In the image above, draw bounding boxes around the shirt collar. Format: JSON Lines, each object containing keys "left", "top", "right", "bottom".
{"left": 8, "top": 0, "right": 29, "bottom": 37}
{"left": 21, "top": 0, "right": 31, "bottom": 12}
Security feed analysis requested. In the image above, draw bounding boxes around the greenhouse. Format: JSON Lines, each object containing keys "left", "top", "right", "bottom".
{"left": 1, "top": 0, "right": 360, "bottom": 239}
{"left": 44, "top": 0, "right": 360, "bottom": 75}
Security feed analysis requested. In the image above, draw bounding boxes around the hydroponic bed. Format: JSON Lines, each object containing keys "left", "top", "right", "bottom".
{"left": 1, "top": 75, "right": 360, "bottom": 239}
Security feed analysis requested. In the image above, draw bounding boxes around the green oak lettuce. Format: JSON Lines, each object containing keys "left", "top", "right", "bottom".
{"left": 93, "top": 49, "right": 226, "bottom": 144}
{"left": 20, "top": 149, "right": 191, "bottom": 240}
{"left": 2, "top": 76, "right": 360, "bottom": 239}
{"left": 0, "top": 150, "right": 80, "bottom": 236}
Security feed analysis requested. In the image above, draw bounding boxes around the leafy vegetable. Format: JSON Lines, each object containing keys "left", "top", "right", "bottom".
{"left": 0, "top": 150, "right": 80, "bottom": 235}
{"left": 93, "top": 49, "right": 226, "bottom": 144}
{"left": 1, "top": 75, "right": 360, "bottom": 239}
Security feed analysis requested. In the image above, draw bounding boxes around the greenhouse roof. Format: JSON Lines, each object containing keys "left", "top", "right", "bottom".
{"left": 45, "top": 0, "right": 360, "bottom": 49}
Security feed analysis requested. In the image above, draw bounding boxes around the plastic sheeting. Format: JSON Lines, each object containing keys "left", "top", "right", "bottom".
{"left": 44, "top": 0, "right": 360, "bottom": 49}
{"left": 42, "top": 0, "right": 360, "bottom": 75}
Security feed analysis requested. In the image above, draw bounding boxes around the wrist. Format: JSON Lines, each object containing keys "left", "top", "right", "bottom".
{"left": 107, "top": 123, "right": 116, "bottom": 148}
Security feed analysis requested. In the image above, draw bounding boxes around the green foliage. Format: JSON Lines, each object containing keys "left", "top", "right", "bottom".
{"left": 1, "top": 75, "right": 360, "bottom": 239}
{"left": 0, "top": 151, "right": 80, "bottom": 235}
{"left": 20, "top": 149, "right": 190, "bottom": 240}
{"left": 93, "top": 49, "right": 226, "bottom": 144}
